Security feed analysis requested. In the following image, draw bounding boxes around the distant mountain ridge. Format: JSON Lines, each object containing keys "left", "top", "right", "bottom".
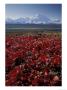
{"left": 6, "top": 14, "right": 61, "bottom": 24}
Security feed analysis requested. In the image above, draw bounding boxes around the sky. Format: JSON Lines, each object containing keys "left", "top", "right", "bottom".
{"left": 6, "top": 4, "right": 61, "bottom": 21}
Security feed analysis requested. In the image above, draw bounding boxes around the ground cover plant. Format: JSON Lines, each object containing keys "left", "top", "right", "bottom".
{"left": 5, "top": 32, "right": 62, "bottom": 86}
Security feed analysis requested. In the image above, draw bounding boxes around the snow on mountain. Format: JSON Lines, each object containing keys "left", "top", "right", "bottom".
{"left": 52, "top": 19, "right": 61, "bottom": 24}
{"left": 6, "top": 14, "right": 61, "bottom": 24}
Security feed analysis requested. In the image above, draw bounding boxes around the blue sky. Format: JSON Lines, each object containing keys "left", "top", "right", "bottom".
{"left": 6, "top": 4, "right": 61, "bottom": 20}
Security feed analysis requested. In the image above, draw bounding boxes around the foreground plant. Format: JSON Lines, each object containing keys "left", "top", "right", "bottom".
{"left": 6, "top": 33, "right": 61, "bottom": 86}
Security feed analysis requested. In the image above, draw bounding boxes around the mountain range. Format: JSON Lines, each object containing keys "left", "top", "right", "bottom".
{"left": 6, "top": 14, "right": 61, "bottom": 24}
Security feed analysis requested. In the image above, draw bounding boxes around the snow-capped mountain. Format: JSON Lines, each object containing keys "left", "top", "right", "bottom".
{"left": 6, "top": 14, "right": 61, "bottom": 24}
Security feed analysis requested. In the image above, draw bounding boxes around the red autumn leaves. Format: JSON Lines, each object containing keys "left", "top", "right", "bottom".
{"left": 6, "top": 33, "right": 61, "bottom": 86}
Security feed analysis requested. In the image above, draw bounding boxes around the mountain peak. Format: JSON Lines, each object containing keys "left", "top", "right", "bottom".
{"left": 6, "top": 14, "right": 61, "bottom": 24}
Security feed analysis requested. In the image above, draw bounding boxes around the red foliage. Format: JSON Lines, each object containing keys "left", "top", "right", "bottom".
{"left": 6, "top": 34, "right": 61, "bottom": 86}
